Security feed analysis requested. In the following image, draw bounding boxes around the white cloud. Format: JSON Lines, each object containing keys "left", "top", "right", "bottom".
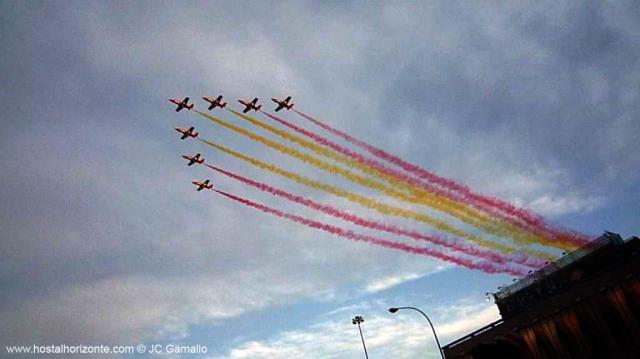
{"left": 365, "top": 272, "right": 431, "bottom": 294}
{"left": 0, "top": 123, "right": 446, "bottom": 348}
{"left": 214, "top": 300, "right": 500, "bottom": 359}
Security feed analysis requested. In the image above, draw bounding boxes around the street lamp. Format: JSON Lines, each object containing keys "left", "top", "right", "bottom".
{"left": 352, "top": 315, "right": 369, "bottom": 359}
{"left": 389, "top": 306, "right": 445, "bottom": 359}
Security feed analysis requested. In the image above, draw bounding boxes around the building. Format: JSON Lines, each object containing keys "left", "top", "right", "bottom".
{"left": 442, "top": 232, "right": 640, "bottom": 359}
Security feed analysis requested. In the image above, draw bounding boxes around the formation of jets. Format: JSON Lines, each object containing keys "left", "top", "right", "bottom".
{"left": 171, "top": 94, "right": 295, "bottom": 191}
{"left": 169, "top": 95, "right": 294, "bottom": 113}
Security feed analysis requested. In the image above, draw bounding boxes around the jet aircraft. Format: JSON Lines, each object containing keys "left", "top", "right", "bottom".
{"left": 175, "top": 126, "right": 198, "bottom": 140}
{"left": 271, "top": 96, "right": 294, "bottom": 112}
{"left": 203, "top": 95, "right": 227, "bottom": 110}
{"left": 238, "top": 98, "right": 261, "bottom": 113}
{"left": 169, "top": 97, "right": 194, "bottom": 112}
{"left": 182, "top": 153, "right": 204, "bottom": 166}
{"left": 192, "top": 179, "right": 213, "bottom": 191}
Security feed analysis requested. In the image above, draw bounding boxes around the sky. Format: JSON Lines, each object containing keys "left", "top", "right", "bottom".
{"left": 1, "top": 1, "right": 638, "bottom": 358}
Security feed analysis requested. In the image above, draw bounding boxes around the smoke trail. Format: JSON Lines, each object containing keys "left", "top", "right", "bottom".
{"left": 212, "top": 188, "right": 528, "bottom": 276}
{"left": 260, "top": 110, "right": 580, "bottom": 250}
{"left": 204, "top": 163, "right": 545, "bottom": 268}
{"left": 294, "top": 109, "right": 591, "bottom": 248}
{"left": 194, "top": 112, "right": 547, "bottom": 252}
{"left": 224, "top": 110, "right": 564, "bottom": 250}
{"left": 196, "top": 110, "right": 389, "bottom": 189}
{"left": 199, "top": 138, "right": 556, "bottom": 262}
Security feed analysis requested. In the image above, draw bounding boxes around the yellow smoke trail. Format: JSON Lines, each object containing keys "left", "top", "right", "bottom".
{"left": 197, "top": 109, "right": 392, "bottom": 192}
{"left": 222, "top": 110, "right": 566, "bottom": 250}
{"left": 199, "top": 137, "right": 556, "bottom": 261}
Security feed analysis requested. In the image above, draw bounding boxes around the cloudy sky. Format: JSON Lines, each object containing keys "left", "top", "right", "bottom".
{"left": 1, "top": 1, "right": 638, "bottom": 358}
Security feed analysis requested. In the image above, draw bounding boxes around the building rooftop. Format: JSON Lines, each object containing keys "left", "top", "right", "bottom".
{"left": 443, "top": 231, "right": 640, "bottom": 357}
{"left": 493, "top": 232, "right": 639, "bottom": 319}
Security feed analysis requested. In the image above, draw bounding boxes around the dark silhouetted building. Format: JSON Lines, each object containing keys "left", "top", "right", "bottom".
{"left": 443, "top": 232, "right": 640, "bottom": 359}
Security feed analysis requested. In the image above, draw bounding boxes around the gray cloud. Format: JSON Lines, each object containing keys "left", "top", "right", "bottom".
{"left": 1, "top": 1, "right": 638, "bottom": 355}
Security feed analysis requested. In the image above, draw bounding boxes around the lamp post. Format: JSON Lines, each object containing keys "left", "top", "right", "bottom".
{"left": 352, "top": 315, "right": 369, "bottom": 359}
{"left": 389, "top": 306, "right": 445, "bottom": 359}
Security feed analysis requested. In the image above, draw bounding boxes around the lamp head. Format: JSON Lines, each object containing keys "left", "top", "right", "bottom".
{"left": 388, "top": 307, "right": 399, "bottom": 313}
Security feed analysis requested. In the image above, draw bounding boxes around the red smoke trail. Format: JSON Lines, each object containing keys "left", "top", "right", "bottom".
{"left": 265, "top": 111, "right": 589, "bottom": 250}
{"left": 212, "top": 188, "right": 528, "bottom": 277}
{"left": 293, "top": 109, "right": 591, "bottom": 247}
{"left": 263, "top": 110, "right": 548, "bottom": 245}
{"left": 205, "top": 163, "right": 545, "bottom": 269}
